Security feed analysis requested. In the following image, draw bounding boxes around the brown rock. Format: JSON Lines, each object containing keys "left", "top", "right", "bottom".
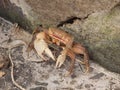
{"left": 0, "top": 0, "right": 120, "bottom": 31}
{"left": 64, "top": 4, "right": 120, "bottom": 73}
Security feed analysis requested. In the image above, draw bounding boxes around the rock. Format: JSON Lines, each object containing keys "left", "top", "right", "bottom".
{"left": 0, "top": 14, "right": 120, "bottom": 90}
{"left": 64, "top": 4, "right": 120, "bottom": 73}
{"left": 84, "top": 84, "right": 93, "bottom": 88}
{"left": 25, "top": 0, "right": 119, "bottom": 26}
{"left": 0, "top": 0, "right": 33, "bottom": 32}
{"left": 52, "top": 80, "right": 60, "bottom": 85}
{"left": 89, "top": 73, "right": 105, "bottom": 79}
{"left": 0, "top": 0, "right": 120, "bottom": 31}
{"left": 35, "top": 81, "right": 48, "bottom": 86}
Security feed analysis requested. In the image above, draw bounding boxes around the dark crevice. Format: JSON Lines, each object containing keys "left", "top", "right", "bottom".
{"left": 57, "top": 14, "right": 90, "bottom": 27}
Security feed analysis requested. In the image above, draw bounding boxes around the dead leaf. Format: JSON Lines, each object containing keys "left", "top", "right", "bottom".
{"left": 0, "top": 71, "right": 5, "bottom": 77}
{"left": 0, "top": 63, "right": 4, "bottom": 68}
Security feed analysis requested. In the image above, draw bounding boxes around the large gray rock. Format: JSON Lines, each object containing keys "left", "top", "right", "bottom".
{"left": 24, "top": 0, "right": 120, "bottom": 26}
{"left": 0, "top": 0, "right": 120, "bottom": 30}
{"left": 0, "top": 0, "right": 33, "bottom": 32}
{"left": 64, "top": 4, "right": 120, "bottom": 73}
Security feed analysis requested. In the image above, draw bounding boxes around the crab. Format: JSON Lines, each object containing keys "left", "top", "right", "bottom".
{"left": 27, "top": 26, "right": 89, "bottom": 75}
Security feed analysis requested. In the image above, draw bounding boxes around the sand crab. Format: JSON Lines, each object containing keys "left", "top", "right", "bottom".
{"left": 27, "top": 26, "right": 89, "bottom": 75}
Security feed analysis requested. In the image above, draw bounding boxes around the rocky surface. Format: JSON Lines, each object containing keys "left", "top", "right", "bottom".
{"left": 0, "top": 0, "right": 120, "bottom": 74}
{"left": 0, "top": 0, "right": 120, "bottom": 29}
{"left": 0, "top": 16, "right": 120, "bottom": 90}
{"left": 62, "top": 3, "right": 120, "bottom": 74}
{"left": 0, "top": 0, "right": 120, "bottom": 89}
{"left": 24, "top": 0, "right": 120, "bottom": 26}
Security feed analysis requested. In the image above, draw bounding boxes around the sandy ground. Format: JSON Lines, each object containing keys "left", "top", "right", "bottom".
{"left": 0, "top": 17, "right": 120, "bottom": 90}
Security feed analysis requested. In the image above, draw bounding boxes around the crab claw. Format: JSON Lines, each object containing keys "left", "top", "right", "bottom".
{"left": 34, "top": 38, "right": 55, "bottom": 61}
{"left": 44, "top": 47, "right": 55, "bottom": 61}
{"left": 55, "top": 48, "right": 67, "bottom": 68}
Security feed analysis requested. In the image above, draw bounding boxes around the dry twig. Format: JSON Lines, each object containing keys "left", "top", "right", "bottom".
{"left": 9, "top": 48, "right": 26, "bottom": 90}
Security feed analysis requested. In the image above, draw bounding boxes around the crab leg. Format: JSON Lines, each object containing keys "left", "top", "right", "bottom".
{"left": 65, "top": 49, "right": 75, "bottom": 76}
{"left": 72, "top": 43, "right": 89, "bottom": 73}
